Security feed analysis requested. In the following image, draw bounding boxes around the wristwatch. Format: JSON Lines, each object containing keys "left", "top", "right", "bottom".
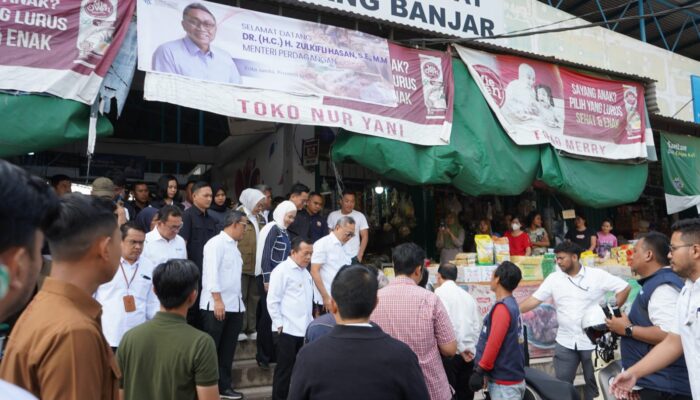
{"left": 625, "top": 324, "right": 635, "bottom": 337}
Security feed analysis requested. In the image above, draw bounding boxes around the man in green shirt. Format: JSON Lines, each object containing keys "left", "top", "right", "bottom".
{"left": 117, "top": 259, "right": 219, "bottom": 400}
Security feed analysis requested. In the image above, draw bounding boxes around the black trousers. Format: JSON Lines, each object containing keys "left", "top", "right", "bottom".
{"left": 255, "top": 275, "right": 275, "bottom": 364}
{"left": 638, "top": 388, "right": 692, "bottom": 400}
{"left": 202, "top": 310, "right": 244, "bottom": 392}
{"left": 443, "top": 355, "right": 475, "bottom": 400}
{"left": 272, "top": 333, "right": 304, "bottom": 400}
{"left": 187, "top": 280, "right": 204, "bottom": 330}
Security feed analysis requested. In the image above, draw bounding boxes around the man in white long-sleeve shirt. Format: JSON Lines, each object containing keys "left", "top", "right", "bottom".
{"left": 435, "top": 263, "right": 481, "bottom": 400}
{"left": 267, "top": 237, "right": 314, "bottom": 400}
{"left": 141, "top": 205, "right": 187, "bottom": 266}
{"left": 200, "top": 210, "right": 248, "bottom": 400}
{"left": 95, "top": 222, "right": 160, "bottom": 351}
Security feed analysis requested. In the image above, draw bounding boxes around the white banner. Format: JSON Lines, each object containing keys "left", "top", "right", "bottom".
{"left": 138, "top": 0, "right": 454, "bottom": 146}
{"left": 295, "top": 0, "right": 504, "bottom": 39}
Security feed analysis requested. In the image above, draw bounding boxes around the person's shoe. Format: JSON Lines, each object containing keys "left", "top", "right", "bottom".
{"left": 237, "top": 333, "right": 247, "bottom": 342}
{"left": 256, "top": 354, "right": 270, "bottom": 370}
{"left": 220, "top": 388, "right": 244, "bottom": 400}
{"left": 248, "top": 332, "right": 257, "bottom": 341}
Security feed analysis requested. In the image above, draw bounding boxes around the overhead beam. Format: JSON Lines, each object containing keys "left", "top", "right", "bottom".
{"left": 619, "top": 0, "right": 700, "bottom": 35}
{"left": 52, "top": 139, "right": 219, "bottom": 164}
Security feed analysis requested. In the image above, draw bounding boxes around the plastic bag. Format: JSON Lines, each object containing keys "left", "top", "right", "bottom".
{"left": 494, "top": 237, "right": 510, "bottom": 264}
{"left": 475, "top": 235, "right": 494, "bottom": 265}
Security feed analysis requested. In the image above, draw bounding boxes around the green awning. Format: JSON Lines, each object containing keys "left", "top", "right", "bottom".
{"left": 0, "top": 93, "right": 113, "bottom": 157}
{"left": 333, "top": 59, "right": 648, "bottom": 208}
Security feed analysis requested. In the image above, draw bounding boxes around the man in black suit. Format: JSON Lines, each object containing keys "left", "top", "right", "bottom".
{"left": 288, "top": 264, "right": 429, "bottom": 400}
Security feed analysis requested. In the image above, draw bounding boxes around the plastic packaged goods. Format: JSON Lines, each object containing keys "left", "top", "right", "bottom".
{"left": 475, "top": 235, "right": 494, "bottom": 265}
{"left": 493, "top": 237, "right": 510, "bottom": 264}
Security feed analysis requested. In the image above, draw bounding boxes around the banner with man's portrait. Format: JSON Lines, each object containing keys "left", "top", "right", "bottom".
{"left": 138, "top": 0, "right": 454, "bottom": 146}
{"left": 456, "top": 45, "right": 652, "bottom": 160}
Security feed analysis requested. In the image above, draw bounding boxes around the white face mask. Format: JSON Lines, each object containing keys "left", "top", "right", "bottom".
{"left": 511, "top": 223, "right": 521, "bottom": 231}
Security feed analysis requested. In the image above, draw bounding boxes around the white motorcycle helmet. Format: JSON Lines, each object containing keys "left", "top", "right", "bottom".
{"left": 581, "top": 305, "right": 608, "bottom": 345}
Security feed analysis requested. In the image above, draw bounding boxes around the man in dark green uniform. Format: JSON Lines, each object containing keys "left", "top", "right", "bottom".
{"left": 117, "top": 259, "right": 219, "bottom": 400}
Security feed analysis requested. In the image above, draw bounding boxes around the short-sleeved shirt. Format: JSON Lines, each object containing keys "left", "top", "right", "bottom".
{"left": 505, "top": 231, "right": 531, "bottom": 256}
{"left": 181, "top": 207, "right": 219, "bottom": 270}
{"left": 311, "top": 233, "right": 352, "bottom": 304}
{"left": 669, "top": 279, "right": 700, "bottom": 400}
{"left": 0, "top": 278, "right": 120, "bottom": 400}
{"left": 532, "top": 267, "right": 629, "bottom": 351}
{"left": 117, "top": 312, "right": 218, "bottom": 400}
{"left": 152, "top": 37, "right": 242, "bottom": 84}
{"left": 565, "top": 227, "right": 596, "bottom": 251}
{"left": 326, "top": 210, "right": 369, "bottom": 258}
{"left": 370, "top": 276, "right": 456, "bottom": 400}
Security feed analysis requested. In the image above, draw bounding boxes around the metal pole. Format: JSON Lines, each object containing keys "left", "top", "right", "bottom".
{"left": 639, "top": 0, "right": 647, "bottom": 42}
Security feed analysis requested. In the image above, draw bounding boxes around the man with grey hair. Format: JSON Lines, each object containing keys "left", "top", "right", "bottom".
{"left": 254, "top": 184, "right": 273, "bottom": 223}
{"left": 200, "top": 210, "right": 248, "bottom": 400}
{"left": 310, "top": 216, "right": 355, "bottom": 314}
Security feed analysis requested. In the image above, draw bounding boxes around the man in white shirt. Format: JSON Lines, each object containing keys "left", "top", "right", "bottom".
{"left": 200, "top": 210, "right": 248, "bottom": 400}
{"left": 611, "top": 218, "right": 700, "bottom": 400}
{"left": 142, "top": 205, "right": 187, "bottom": 266}
{"left": 326, "top": 191, "right": 369, "bottom": 262}
{"left": 435, "top": 264, "right": 480, "bottom": 400}
{"left": 267, "top": 237, "right": 314, "bottom": 400}
{"left": 520, "top": 242, "right": 630, "bottom": 400}
{"left": 605, "top": 232, "right": 691, "bottom": 399}
{"left": 311, "top": 216, "right": 355, "bottom": 312}
{"left": 95, "top": 222, "right": 160, "bottom": 350}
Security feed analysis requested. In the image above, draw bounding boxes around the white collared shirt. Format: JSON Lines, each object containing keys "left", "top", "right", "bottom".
{"left": 94, "top": 257, "right": 160, "bottom": 347}
{"left": 532, "top": 266, "right": 629, "bottom": 350}
{"left": 435, "top": 280, "right": 481, "bottom": 354}
{"left": 267, "top": 257, "right": 314, "bottom": 337}
{"left": 647, "top": 272, "right": 681, "bottom": 333}
{"left": 200, "top": 231, "right": 244, "bottom": 312}
{"left": 669, "top": 278, "right": 700, "bottom": 399}
{"left": 311, "top": 233, "right": 352, "bottom": 304}
{"left": 326, "top": 210, "right": 369, "bottom": 258}
{"left": 142, "top": 228, "right": 187, "bottom": 266}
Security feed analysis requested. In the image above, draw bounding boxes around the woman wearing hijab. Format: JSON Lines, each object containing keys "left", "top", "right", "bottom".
{"left": 207, "top": 183, "right": 231, "bottom": 225}
{"left": 236, "top": 188, "right": 267, "bottom": 341}
{"left": 134, "top": 206, "right": 159, "bottom": 234}
{"left": 254, "top": 200, "right": 297, "bottom": 368}
{"left": 436, "top": 212, "right": 465, "bottom": 264}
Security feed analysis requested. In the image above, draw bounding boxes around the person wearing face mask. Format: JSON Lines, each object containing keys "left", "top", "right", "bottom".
{"left": 254, "top": 201, "right": 297, "bottom": 368}
{"left": 504, "top": 216, "right": 532, "bottom": 256}
{"left": 236, "top": 188, "right": 267, "bottom": 341}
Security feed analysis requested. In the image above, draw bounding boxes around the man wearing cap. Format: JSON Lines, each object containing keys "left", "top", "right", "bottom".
{"left": 92, "top": 177, "right": 127, "bottom": 226}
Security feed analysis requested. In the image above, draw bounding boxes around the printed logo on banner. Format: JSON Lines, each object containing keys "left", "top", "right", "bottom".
{"left": 456, "top": 45, "right": 650, "bottom": 161}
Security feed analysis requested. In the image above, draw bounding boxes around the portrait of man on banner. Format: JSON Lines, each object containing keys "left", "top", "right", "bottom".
{"left": 152, "top": 2, "right": 241, "bottom": 84}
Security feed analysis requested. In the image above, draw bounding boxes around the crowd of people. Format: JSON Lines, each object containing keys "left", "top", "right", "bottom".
{"left": 0, "top": 160, "right": 699, "bottom": 400}
{"left": 438, "top": 210, "right": 626, "bottom": 263}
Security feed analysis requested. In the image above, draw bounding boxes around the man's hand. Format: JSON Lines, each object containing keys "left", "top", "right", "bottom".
{"left": 357, "top": 253, "right": 363, "bottom": 262}
{"left": 461, "top": 351, "right": 475, "bottom": 363}
{"left": 277, "top": 326, "right": 283, "bottom": 334}
{"left": 264, "top": 282, "right": 269, "bottom": 292}
{"left": 606, "top": 313, "right": 632, "bottom": 336}
{"left": 468, "top": 366, "right": 486, "bottom": 392}
{"left": 610, "top": 371, "right": 638, "bottom": 400}
{"left": 214, "top": 299, "right": 225, "bottom": 321}
{"left": 323, "top": 295, "right": 332, "bottom": 312}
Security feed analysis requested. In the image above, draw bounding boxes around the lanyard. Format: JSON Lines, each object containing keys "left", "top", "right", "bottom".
{"left": 120, "top": 261, "right": 140, "bottom": 292}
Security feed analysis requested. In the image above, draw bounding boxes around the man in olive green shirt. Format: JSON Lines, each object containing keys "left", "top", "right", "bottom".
{"left": 117, "top": 259, "right": 219, "bottom": 400}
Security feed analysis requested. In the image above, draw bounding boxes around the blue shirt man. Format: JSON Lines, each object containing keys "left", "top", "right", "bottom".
{"left": 151, "top": 3, "right": 241, "bottom": 84}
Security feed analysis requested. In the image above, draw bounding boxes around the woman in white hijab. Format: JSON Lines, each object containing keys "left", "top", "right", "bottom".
{"left": 254, "top": 200, "right": 297, "bottom": 368}
{"left": 235, "top": 188, "right": 267, "bottom": 341}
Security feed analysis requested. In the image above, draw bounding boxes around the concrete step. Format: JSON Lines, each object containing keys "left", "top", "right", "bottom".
{"left": 234, "top": 337, "right": 257, "bottom": 361}
{"left": 238, "top": 385, "right": 273, "bottom": 400}
{"left": 233, "top": 359, "right": 276, "bottom": 389}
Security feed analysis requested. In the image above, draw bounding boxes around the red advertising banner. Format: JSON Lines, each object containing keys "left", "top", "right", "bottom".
{"left": 139, "top": 0, "right": 453, "bottom": 146}
{"left": 456, "top": 45, "right": 649, "bottom": 160}
{"left": 0, "top": 0, "right": 135, "bottom": 104}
